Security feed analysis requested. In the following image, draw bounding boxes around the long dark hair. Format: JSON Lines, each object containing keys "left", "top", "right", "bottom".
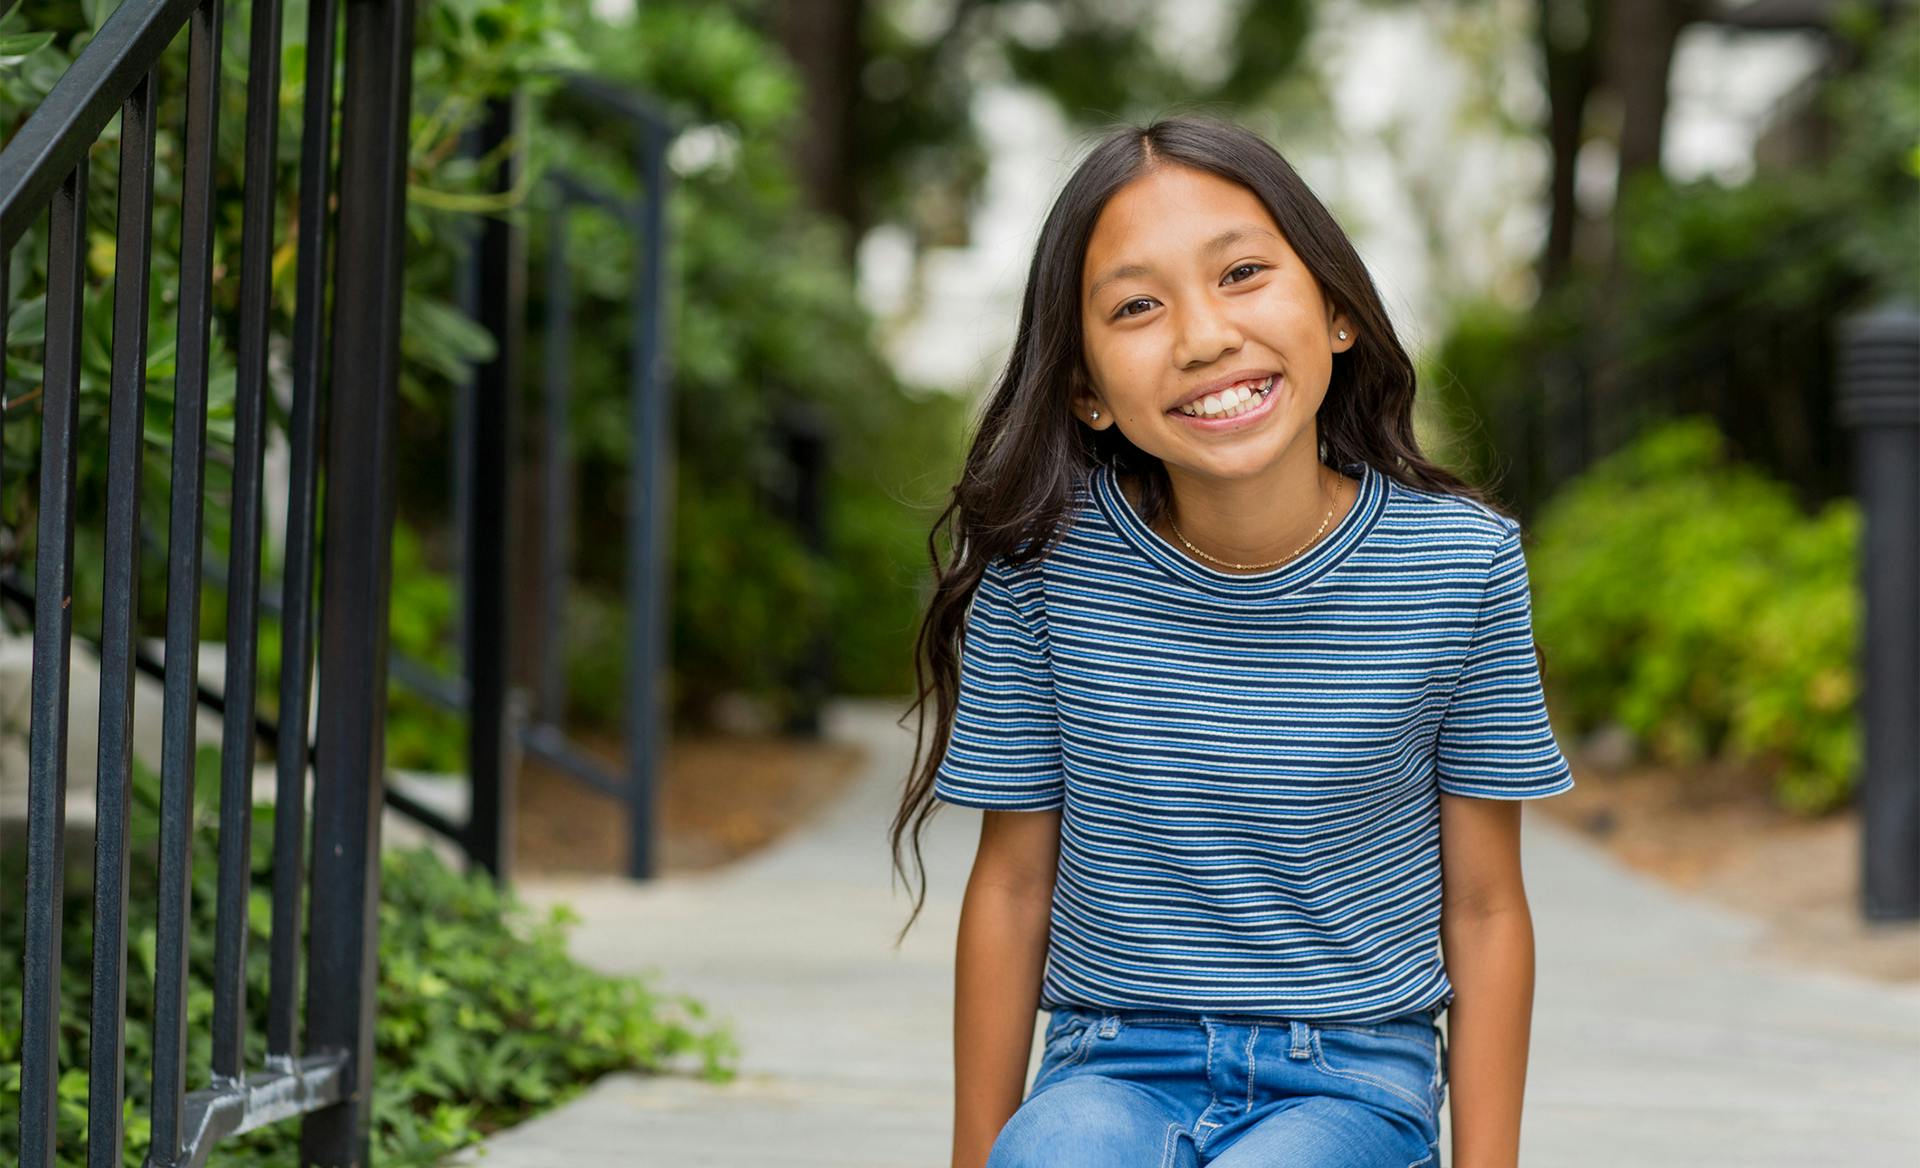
{"left": 887, "top": 113, "right": 1517, "bottom": 946}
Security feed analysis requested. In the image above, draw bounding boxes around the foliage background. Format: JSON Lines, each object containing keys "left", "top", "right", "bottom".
{"left": 1420, "top": 8, "right": 1918, "bottom": 512}
{"left": 1416, "top": 9, "right": 1914, "bottom": 814}
{"left": 0, "top": 0, "right": 960, "bottom": 778}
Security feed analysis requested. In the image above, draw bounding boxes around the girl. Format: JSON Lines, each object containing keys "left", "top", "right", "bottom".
{"left": 888, "top": 114, "right": 1575, "bottom": 1168}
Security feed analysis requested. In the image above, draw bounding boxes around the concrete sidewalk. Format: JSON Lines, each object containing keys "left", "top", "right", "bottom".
{"left": 455, "top": 697, "right": 1920, "bottom": 1167}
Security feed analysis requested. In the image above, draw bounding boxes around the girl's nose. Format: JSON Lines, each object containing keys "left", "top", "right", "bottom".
{"left": 1172, "top": 299, "right": 1244, "bottom": 369}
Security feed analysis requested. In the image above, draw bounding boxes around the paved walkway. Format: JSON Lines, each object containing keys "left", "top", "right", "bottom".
{"left": 456, "top": 697, "right": 1920, "bottom": 1167}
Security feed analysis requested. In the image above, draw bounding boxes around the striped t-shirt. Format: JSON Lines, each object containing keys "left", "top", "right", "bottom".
{"left": 933, "top": 458, "right": 1575, "bottom": 1024}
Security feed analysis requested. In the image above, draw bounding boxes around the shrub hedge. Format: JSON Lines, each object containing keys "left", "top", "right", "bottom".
{"left": 1529, "top": 416, "right": 1860, "bottom": 813}
{"left": 0, "top": 747, "right": 737, "bottom": 1167}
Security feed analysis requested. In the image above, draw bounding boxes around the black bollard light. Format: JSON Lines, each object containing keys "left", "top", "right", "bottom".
{"left": 1834, "top": 300, "right": 1920, "bottom": 922}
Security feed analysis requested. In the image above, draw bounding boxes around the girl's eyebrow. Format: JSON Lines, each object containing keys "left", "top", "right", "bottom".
{"left": 1086, "top": 224, "right": 1282, "bottom": 303}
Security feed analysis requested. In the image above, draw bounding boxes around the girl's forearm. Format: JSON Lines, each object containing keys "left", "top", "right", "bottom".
{"left": 1439, "top": 904, "right": 1538, "bottom": 1168}
{"left": 951, "top": 877, "right": 1054, "bottom": 1168}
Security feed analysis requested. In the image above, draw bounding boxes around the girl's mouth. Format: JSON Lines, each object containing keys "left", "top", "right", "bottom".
{"left": 1167, "top": 373, "right": 1280, "bottom": 429}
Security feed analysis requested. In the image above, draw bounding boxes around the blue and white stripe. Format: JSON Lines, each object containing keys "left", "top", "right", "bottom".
{"left": 934, "top": 459, "right": 1576, "bottom": 1023}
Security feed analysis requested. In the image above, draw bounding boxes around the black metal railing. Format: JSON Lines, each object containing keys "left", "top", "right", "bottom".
{"left": 0, "top": 0, "right": 412, "bottom": 1163}
{"left": 29, "top": 70, "right": 692, "bottom": 897}
{"left": 517, "top": 76, "right": 678, "bottom": 882}
{"left": 182, "top": 79, "right": 684, "bottom": 886}
{"left": 452, "top": 94, "right": 530, "bottom": 882}
{"left": 445, "top": 77, "right": 680, "bottom": 883}
{"left": 444, "top": 74, "right": 834, "bottom": 878}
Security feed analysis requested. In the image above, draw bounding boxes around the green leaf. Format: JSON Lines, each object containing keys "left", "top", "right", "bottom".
{"left": 0, "top": 31, "right": 55, "bottom": 65}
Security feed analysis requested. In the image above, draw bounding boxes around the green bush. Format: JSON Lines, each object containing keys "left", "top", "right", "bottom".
{"left": 0, "top": 747, "right": 737, "bottom": 1168}
{"left": 1529, "top": 416, "right": 1861, "bottom": 813}
{"left": 380, "top": 523, "right": 467, "bottom": 773}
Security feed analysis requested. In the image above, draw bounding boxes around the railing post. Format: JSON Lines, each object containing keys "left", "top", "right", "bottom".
{"left": 301, "top": 0, "right": 414, "bottom": 1162}
{"left": 775, "top": 401, "right": 830, "bottom": 738}
{"left": 268, "top": 0, "right": 341, "bottom": 1067}
{"left": 1835, "top": 300, "right": 1920, "bottom": 924}
{"left": 20, "top": 150, "right": 87, "bottom": 1168}
{"left": 87, "top": 64, "right": 157, "bottom": 1166}
{"left": 626, "top": 113, "right": 675, "bottom": 881}
{"left": 457, "top": 93, "right": 525, "bottom": 883}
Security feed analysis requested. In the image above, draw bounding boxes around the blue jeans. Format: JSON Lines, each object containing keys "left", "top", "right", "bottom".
{"left": 988, "top": 1005, "right": 1449, "bottom": 1168}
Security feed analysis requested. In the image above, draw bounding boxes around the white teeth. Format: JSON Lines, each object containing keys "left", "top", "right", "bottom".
{"left": 1178, "top": 374, "right": 1274, "bottom": 418}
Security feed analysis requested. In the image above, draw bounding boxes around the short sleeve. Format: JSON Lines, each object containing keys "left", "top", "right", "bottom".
{"left": 1435, "top": 521, "right": 1577, "bottom": 800}
{"left": 933, "top": 556, "right": 1066, "bottom": 811}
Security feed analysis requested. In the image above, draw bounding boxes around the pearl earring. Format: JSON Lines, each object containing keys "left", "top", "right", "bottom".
{"left": 1338, "top": 329, "right": 1348, "bottom": 340}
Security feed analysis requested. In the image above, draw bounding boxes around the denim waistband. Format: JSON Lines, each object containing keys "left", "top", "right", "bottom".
{"left": 1054, "top": 1003, "right": 1445, "bottom": 1031}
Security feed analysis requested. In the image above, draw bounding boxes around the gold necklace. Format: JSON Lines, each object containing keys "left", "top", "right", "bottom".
{"left": 1166, "top": 477, "right": 1339, "bottom": 571}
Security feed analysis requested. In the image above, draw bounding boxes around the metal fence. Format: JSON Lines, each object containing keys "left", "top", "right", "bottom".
{"left": 508, "top": 76, "right": 678, "bottom": 882}
{"left": 0, "top": 0, "right": 413, "bottom": 1162}
{"left": 170, "top": 77, "right": 687, "bottom": 887}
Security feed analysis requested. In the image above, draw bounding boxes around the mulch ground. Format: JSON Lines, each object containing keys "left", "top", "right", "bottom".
{"left": 510, "top": 726, "right": 870, "bottom": 877}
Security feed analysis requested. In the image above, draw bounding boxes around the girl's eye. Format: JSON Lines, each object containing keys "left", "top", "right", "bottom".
{"left": 1112, "top": 266, "right": 1263, "bottom": 319}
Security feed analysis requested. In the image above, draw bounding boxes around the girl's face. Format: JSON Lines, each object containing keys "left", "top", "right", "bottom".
{"left": 1074, "top": 164, "right": 1354, "bottom": 480}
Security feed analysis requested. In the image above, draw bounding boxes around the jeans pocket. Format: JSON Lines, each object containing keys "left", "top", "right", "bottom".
{"left": 1040, "top": 1011, "right": 1100, "bottom": 1068}
{"left": 1029, "top": 1013, "right": 1098, "bottom": 1097}
{"left": 1310, "top": 1024, "right": 1439, "bottom": 1124}
{"left": 1042, "top": 1009, "right": 1093, "bottom": 1048}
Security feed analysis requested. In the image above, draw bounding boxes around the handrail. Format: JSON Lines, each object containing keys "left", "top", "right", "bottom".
{"left": 0, "top": 0, "right": 199, "bottom": 254}
{"left": 3, "top": 0, "right": 411, "bottom": 1157}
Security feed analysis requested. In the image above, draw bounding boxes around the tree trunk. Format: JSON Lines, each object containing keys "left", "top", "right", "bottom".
{"left": 1586, "top": 0, "right": 1700, "bottom": 460}
{"left": 773, "top": 0, "right": 869, "bottom": 255}
{"left": 1537, "top": 0, "right": 1604, "bottom": 294}
{"left": 1606, "top": 0, "right": 1698, "bottom": 264}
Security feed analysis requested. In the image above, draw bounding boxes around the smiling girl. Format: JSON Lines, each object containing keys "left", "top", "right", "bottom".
{"left": 889, "top": 115, "right": 1574, "bottom": 1168}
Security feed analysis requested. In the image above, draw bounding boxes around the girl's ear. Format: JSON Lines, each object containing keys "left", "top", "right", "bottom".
{"left": 1329, "top": 308, "right": 1357, "bottom": 354}
{"left": 1070, "top": 364, "right": 1111, "bottom": 428}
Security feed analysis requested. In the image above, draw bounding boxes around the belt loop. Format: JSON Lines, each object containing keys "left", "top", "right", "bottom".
{"left": 1098, "top": 1012, "right": 1120, "bottom": 1039}
{"left": 1288, "top": 1020, "right": 1312, "bottom": 1060}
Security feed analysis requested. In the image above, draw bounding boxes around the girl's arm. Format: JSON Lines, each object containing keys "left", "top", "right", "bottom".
{"left": 1437, "top": 794, "right": 1537, "bottom": 1168}
{"left": 951, "top": 809, "right": 1062, "bottom": 1168}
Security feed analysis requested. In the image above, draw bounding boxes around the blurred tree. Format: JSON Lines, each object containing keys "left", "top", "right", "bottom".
{"left": 1426, "top": 2, "right": 1915, "bottom": 516}
{"left": 752, "top": 0, "right": 1316, "bottom": 262}
{"left": 1538, "top": 0, "right": 1600, "bottom": 291}
{"left": 510, "top": 0, "right": 973, "bottom": 726}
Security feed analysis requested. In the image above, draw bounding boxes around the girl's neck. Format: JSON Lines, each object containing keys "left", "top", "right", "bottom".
{"left": 1126, "top": 458, "right": 1357, "bottom": 575}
